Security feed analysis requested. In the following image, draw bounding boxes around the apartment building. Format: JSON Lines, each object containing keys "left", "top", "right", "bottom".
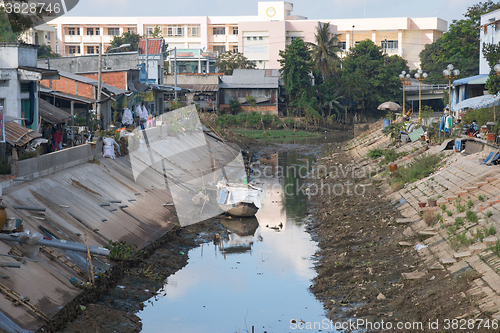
{"left": 479, "top": 8, "right": 500, "bottom": 75}
{"left": 47, "top": 1, "right": 447, "bottom": 70}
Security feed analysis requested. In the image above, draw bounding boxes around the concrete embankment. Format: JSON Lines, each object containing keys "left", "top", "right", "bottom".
{"left": 342, "top": 120, "right": 500, "bottom": 320}
{"left": 0, "top": 127, "right": 231, "bottom": 332}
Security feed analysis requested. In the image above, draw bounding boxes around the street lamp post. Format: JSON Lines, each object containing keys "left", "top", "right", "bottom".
{"left": 443, "top": 64, "right": 460, "bottom": 116}
{"left": 414, "top": 69, "right": 428, "bottom": 123}
{"left": 399, "top": 70, "right": 410, "bottom": 117}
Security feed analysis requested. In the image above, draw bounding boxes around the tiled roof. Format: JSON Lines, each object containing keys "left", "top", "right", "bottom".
{"left": 138, "top": 38, "right": 164, "bottom": 55}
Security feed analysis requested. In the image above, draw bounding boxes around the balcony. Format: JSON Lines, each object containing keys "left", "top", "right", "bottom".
{"left": 81, "top": 35, "right": 101, "bottom": 43}
{"left": 63, "top": 35, "right": 81, "bottom": 43}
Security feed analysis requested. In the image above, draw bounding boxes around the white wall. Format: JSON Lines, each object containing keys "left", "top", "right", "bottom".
{"left": 480, "top": 9, "right": 500, "bottom": 74}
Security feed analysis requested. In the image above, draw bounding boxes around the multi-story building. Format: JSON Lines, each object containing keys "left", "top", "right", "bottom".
{"left": 479, "top": 8, "right": 500, "bottom": 75}
{"left": 47, "top": 1, "right": 447, "bottom": 70}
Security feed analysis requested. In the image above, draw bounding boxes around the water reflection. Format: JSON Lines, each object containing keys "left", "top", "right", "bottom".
{"left": 139, "top": 150, "right": 333, "bottom": 333}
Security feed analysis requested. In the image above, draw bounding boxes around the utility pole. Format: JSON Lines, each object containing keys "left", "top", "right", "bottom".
{"left": 174, "top": 47, "right": 177, "bottom": 100}
{"left": 145, "top": 38, "right": 148, "bottom": 84}
{"left": 96, "top": 42, "right": 102, "bottom": 130}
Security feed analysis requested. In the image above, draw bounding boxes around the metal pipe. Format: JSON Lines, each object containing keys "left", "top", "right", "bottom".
{"left": 10, "top": 205, "right": 46, "bottom": 211}
{"left": 0, "top": 234, "right": 110, "bottom": 257}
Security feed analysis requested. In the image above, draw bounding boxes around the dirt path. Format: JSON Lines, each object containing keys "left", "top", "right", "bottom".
{"left": 307, "top": 147, "right": 492, "bottom": 332}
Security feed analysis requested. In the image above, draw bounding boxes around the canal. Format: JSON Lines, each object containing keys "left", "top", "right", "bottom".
{"left": 138, "top": 143, "right": 339, "bottom": 333}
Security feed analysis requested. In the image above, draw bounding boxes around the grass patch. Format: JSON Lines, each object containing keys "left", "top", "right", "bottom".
{"left": 466, "top": 210, "right": 479, "bottom": 223}
{"left": 478, "top": 195, "right": 485, "bottom": 202}
{"left": 486, "top": 211, "right": 493, "bottom": 218}
{"left": 368, "top": 148, "right": 383, "bottom": 159}
{"left": 467, "top": 199, "right": 474, "bottom": 209}
{"left": 446, "top": 209, "right": 453, "bottom": 217}
{"left": 441, "top": 203, "right": 447, "bottom": 211}
{"left": 391, "top": 154, "right": 444, "bottom": 186}
{"left": 233, "top": 129, "right": 320, "bottom": 139}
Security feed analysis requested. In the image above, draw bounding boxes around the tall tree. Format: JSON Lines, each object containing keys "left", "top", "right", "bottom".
{"left": 214, "top": 52, "right": 255, "bottom": 75}
{"left": 340, "top": 39, "right": 400, "bottom": 114}
{"left": 307, "top": 22, "right": 341, "bottom": 82}
{"left": 420, "top": 1, "right": 500, "bottom": 83}
{"left": 107, "top": 32, "right": 140, "bottom": 53}
{"left": 279, "top": 38, "right": 314, "bottom": 116}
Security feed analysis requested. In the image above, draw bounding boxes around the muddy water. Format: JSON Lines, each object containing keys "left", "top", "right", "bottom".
{"left": 138, "top": 148, "right": 336, "bottom": 333}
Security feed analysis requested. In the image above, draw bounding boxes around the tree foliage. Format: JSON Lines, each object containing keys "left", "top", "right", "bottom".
{"left": 420, "top": 1, "right": 500, "bottom": 83}
{"left": 307, "top": 22, "right": 340, "bottom": 82}
{"left": 340, "top": 40, "right": 401, "bottom": 114}
{"left": 279, "top": 39, "right": 314, "bottom": 115}
{"left": 108, "top": 32, "right": 140, "bottom": 53}
{"left": 0, "top": 9, "right": 19, "bottom": 42}
{"left": 214, "top": 52, "right": 256, "bottom": 75}
{"left": 37, "top": 44, "right": 59, "bottom": 58}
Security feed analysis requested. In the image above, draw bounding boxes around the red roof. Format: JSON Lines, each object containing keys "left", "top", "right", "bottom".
{"left": 138, "top": 39, "right": 164, "bottom": 55}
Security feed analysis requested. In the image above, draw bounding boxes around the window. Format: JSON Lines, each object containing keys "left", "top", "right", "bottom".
{"left": 381, "top": 40, "right": 398, "bottom": 50}
{"left": 213, "top": 45, "right": 226, "bottom": 54}
{"left": 188, "top": 25, "right": 200, "bottom": 37}
{"left": 339, "top": 42, "right": 346, "bottom": 50}
{"left": 108, "top": 27, "right": 119, "bottom": 36}
{"left": 87, "top": 28, "right": 94, "bottom": 35}
{"left": 232, "top": 27, "right": 238, "bottom": 35}
{"left": 291, "top": 36, "right": 301, "bottom": 42}
{"left": 232, "top": 46, "right": 238, "bottom": 53}
{"left": 46, "top": 32, "right": 50, "bottom": 40}
{"left": 213, "top": 27, "right": 225, "bottom": 35}
{"left": 87, "top": 46, "right": 97, "bottom": 54}
{"left": 253, "top": 36, "right": 257, "bottom": 40}
{"left": 128, "top": 28, "right": 135, "bottom": 34}
{"left": 95, "top": 27, "right": 100, "bottom": 35}
{"left": 259, "top": 36, "right": 263, "bottom": 40}
{"left": 68, "top": 46, "right": 80, "bottom": 54}
{"left": 246, "top": 37, "right": 251, "bottom": 40}
{"left": 165, "top": 25, "right": 185, "bottom": 37}
{"left": 146, "top": 26, "right": 154, "bottom": 37}
{"left": 68, "top": 27, "right": 79, "bottom": 35}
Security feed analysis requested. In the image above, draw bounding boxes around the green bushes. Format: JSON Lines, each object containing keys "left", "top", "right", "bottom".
{"left": 391, "top": 154, "right": 444, "bottom": 187}
{"left": 216, "top": 112, "right": 281, "bottom": 129}
{"left": 368, "top": 148, "right": 383, "bottom": 159}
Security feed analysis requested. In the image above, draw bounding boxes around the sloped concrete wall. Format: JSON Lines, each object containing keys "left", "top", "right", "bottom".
{"left": 11, "top": 141, "right": 103, "bottom": 180}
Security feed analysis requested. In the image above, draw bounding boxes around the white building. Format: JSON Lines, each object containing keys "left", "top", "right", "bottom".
{"left": 0, "top": 43, "right": 58, "bottom": 132}
{"left": 479, "top": 8, "right": 500, "bottom": 74}
{"left": 47, "top": 1, "right": 447, "bottom": 70}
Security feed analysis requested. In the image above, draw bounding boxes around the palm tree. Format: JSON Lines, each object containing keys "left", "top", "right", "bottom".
{"left": 307, "top": 22, "right": 341, "bottom": 82}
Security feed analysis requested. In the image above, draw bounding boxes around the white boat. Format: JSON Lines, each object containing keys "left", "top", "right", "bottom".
{"left": 217, "top": 179, "right": 261, "bottom": 217}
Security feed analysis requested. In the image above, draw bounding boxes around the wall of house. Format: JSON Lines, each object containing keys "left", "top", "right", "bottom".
{"left": 37, "top": 53, "right": 139, "bottom": 73}
{"left": 40, "top": 76, "right": 94, "bottom": 99}
{"left": 80, "top": 72, "right": 128, "bottom": 90}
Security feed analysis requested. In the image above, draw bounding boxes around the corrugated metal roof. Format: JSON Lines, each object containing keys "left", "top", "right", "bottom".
{"left": 38, "top": 99, "right": 72, "bottom": 124}
{"left": 220, "top": 69, "right": 279, "bottom": 89}
{"left": 18, "top": 66, "right": 59, "bottom": 79}
{"left": 138, "top": 38, "right": 165, "bottom": 56}
{"left": 176, "top": 84, "right": 219, "bottom": 92}
{"left": 453, "top": 74, "right": 488, "bottom": 86}
{"left": 5, "top": 121, "right": 42, "bottom": 146}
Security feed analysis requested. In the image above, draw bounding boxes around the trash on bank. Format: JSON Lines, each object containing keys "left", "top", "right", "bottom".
{"left": 415, "top": 244, "right": 428, "bottom": 251}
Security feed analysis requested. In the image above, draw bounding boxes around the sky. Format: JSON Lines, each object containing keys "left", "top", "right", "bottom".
{"left": 66, "top": 0, "right": 483, "bottom": 27}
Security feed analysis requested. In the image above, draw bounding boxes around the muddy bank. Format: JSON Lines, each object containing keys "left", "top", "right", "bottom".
{"left": 48, "top": 219, "right": 225, "bottom": 333}
{"left": 307, "top": 146, "right": 490, "bottom": 331}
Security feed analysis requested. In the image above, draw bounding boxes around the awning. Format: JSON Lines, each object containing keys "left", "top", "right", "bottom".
{"left": 39, "top": 99, "right": 72, "bottom": 124}
{"left": 18, "top": 66, "right": 59, "bottom": 80}
{"left": 5, "top": 121, "right": 42, "bottom": 147}
{"left": 454, "top": 94, "right": 500, "bottom": 111}
{"left": 150, "top": 84, "right": 183, "bottom": 92}
{"left": 176, "top": 84, "right": 219, "bottom": 92}
{"left": 453, "top": 74, "right": 489, "bottom": 86}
